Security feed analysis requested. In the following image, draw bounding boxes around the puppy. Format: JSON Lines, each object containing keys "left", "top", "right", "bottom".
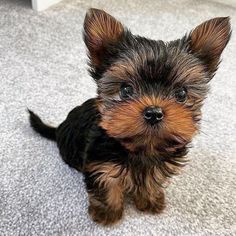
{"left": 29, "top": 8, "right": 231, "bottom": 225}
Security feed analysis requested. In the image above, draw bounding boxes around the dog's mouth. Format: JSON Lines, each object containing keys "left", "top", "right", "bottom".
{"left": 118, "top": 128, "right": 191, "bottom": 154}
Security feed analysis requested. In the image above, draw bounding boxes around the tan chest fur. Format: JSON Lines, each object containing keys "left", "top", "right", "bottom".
{"left": 87, "top": 162, "right": 169, "bottom": 197}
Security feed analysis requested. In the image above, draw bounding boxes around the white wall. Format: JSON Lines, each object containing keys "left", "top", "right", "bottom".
{"left": 32, "top": 0, "right": 62, "bottom": 11}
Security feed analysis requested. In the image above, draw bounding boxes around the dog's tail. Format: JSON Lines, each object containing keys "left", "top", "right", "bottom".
{"left": 28, "top": 109, "right": 56, "bottom": 141}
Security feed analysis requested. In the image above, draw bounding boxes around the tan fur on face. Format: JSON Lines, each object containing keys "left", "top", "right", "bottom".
{"left": 99, "top": 96, "right": 197, "bottom": 147}
{"left": 104, "top": 62, "right": 138, "bottom": 81}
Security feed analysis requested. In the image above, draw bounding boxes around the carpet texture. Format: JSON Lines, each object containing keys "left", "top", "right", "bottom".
{"left": 0, "top": 0, "right": 236, "bottom": 235}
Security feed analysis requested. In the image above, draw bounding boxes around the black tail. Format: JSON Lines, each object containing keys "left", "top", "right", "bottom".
{"left": 28, "top": 109, "right": 56, "bottom": 141}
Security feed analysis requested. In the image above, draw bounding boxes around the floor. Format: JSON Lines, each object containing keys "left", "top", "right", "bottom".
{"left": 0, "top": 0, "right": 235, "bottom": 235}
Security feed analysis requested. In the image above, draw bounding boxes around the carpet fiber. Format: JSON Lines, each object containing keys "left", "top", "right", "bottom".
{"left": 0, "top": 0, "right": 236, "bottom": 235}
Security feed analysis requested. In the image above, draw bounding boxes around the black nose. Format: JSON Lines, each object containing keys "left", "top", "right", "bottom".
{"left": 144, "top": 106, "right": 164, "bottom": 125}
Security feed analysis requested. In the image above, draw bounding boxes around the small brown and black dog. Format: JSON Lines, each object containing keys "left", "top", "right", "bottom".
{"left": 29, "top": 9, "right": 231, "bottom": 225}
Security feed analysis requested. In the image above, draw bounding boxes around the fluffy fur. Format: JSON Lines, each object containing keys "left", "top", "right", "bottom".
{"left": 28, "top": 9, "right": 231, "bottom": 225}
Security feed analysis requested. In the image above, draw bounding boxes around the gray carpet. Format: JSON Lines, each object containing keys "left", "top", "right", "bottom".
{"left": 0, "top": 0, "right": 236, "bottom": 235}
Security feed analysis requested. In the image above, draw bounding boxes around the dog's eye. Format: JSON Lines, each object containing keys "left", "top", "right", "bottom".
{"left": 120, "top": 83, "right": 133, "bottom": 99}
{"left": 175, "top": 87, "right": 187, "bottom": 103}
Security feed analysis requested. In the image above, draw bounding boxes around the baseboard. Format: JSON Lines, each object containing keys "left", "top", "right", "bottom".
{"left": 32, "top": 0, "right": 62, "bottom": 11}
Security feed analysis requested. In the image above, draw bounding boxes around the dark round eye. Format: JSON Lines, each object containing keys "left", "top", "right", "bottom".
{"left": 175, "top": 87, "right": 187, "bottom": 103}
{"left": 120, "top": 83, "right": 133, "bottom": 99}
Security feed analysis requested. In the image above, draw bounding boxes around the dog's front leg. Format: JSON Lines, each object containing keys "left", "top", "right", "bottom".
{"left": 84, "top": 163, "right": 124, "bottom": 225}
{"left": 134, "top": 187, "right": 166, "bottom": 214}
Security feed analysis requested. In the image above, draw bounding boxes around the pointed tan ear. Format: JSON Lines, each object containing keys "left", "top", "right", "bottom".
{"left": 83, "top": 8, "right": 124, "bottom": 67}
{"left": 190, "top": 17, "right": 231, "bottom": 76}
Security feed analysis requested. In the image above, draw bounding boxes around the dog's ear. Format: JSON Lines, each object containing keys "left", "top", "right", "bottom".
{"left": 83, "top": 8, "right": 124, "bottom": 67}
{"left": 189, "top": 17, "right": 231, "bottom": 76}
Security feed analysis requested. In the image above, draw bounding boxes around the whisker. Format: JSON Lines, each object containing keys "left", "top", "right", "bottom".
{"left": 201, "top": 119, "right": 212, "bottom": 123}
{"left": 198, "top": 130, "right": 209, "bottom": 136}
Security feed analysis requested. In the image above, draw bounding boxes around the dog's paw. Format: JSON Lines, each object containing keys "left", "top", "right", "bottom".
{"left": 88, "top": 205, "right": 123, "bottom": 226}
{"left": 134, "top": 195, "right": 166, "bottom": 214}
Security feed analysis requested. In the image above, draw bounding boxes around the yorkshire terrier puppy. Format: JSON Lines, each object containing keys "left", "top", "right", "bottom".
{"left": 29, "top": 8, "right": 231, "bottom": 225}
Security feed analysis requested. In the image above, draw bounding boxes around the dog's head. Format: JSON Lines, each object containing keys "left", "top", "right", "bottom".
{"left": 83, "top": 9, "right": 231, "bottom": 153}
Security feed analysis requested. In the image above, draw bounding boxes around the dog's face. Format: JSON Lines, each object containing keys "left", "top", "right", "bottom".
{"left": 83, "top": 9, "right": 231, "bottom": 152}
